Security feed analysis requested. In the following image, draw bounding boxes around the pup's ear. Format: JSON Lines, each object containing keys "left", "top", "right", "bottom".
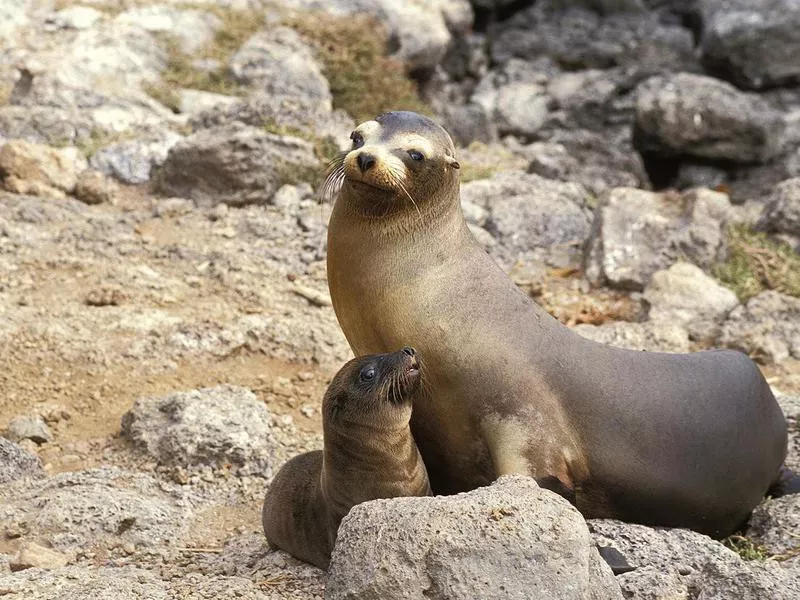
{"left": 446, "top": 156, "right": 460, "bottom": 170}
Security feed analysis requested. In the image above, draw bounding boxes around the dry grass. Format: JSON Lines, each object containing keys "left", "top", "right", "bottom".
{"left": 289, "top": 12, "right": 429, "bottom": 123}
{"left": 723, "top": 535, "right": 770, "bottom": 561}
{"left": 713, "top": 223, "right": 800, "bottom": 302}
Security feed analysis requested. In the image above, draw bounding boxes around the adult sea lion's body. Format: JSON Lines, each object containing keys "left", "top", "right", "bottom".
{"left": 325, "top": 111, "right": 788, "bottom": 537}
{"left": 262, "top": 347, "right": 430, "bottom": 569}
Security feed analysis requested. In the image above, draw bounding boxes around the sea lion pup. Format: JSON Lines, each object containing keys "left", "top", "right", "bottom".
{"left": 262, "top": 347, "right": 430, "bottom": 569}
{"left": 325, "top": 110, "right": 789, "bottom": 537}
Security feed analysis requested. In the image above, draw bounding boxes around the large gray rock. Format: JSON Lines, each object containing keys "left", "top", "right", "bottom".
{"left": 3, "top": 414, "right": 53, "bottom": 445}
{"left": 590, "top": 519, "right": 799, "bottom": 599}
{"left": 699, "top": 0, "right": 800, "bottom": 89}
{"left": 0, "top": 468, "right": 191, "bottom": 553}
{"left": 229, "top": 26, "right": 331, "bottom": 109}
{"left": 718, "top": 290, "right": 800, "bottom": 363}
{"left": 461, "top": 171, "right": 593, "bottom": 268}
{"left": 0, "top": 566, "right": 169, "bottom": 599}
{"left": 0, "top": 106, "right": 95, "bottom": 147}
{"left": 327, "top": 475, "right": 622, "bottom": 600}
{"left": 121, "top": 385, "right": 274, "bottom": 474}
{"left": 747, "top": 495, "right": 800, "bottom": 565}
{"left": 758, "top": 177, "right": 800, "bottom": 238}
{"left": 154, "top": 123, "right": 320, "bottom": 207}
{"left": 0, "top": 437, "right": 44, "bottom": 485}
{"left": 114, "top": 5, "right": 222, "bottom": 55}
{"left": 777, "top": 393, "right": 799, "bottom": 472}
{"left": 89, "top": 132, "right": 183, "bottom": 185}
{"left": 634, "top": 73, "right": 785, "bottom": 164}
{"left": 643, "top": 262, "right": 739, "bottom": 342}
{"left": 573, "top": 320, "right": 690, "bottom": 353}
{"left": 584, "top": 188, "right": 732, "bottom": 290}
{"left": 0, "top": 139, "right": 87, "bottom": 198}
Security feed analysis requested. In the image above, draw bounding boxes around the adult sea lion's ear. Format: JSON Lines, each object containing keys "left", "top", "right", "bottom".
{"left": 446, "top": 156, "right": 460, "bottom": 170}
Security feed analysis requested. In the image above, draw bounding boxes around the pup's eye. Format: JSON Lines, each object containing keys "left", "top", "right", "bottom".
{"left": 408, "top": 150, "right": 424, "bottom": 161}
{"left": 350, "top": 132, "right": 364, "bottom": 149}
{"left": 360, "top": 366, "right": 376, "bottom": 381}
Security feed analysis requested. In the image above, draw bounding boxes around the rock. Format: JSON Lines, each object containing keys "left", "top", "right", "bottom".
{"left": 695, "top": 558, "right": 800, "bottom": 599}
{"left": 327, "top": 475, "right": 623, "bottom": 600}
{"left": 3, "top": 415, "right": 53, "bottom": 445}
{"left": 718, "top": 290, "right": 800, "bottom": 364}
{"left": 615, "top": 565, "right": 690, "bottom": 600}
{"left": 758, "top": 177, "right": 800, "bottom": 237}
{"left": 461, "top": 172, "right": 592, "bottom": 268}
{"left": 154, "top": 123, "right": 320, "bottom": 207}
{"left": 229, "top": 26, "right": 331, "bottom": 109}
{"left": 73, "top": 169, "right": 117, "bottom": 205}
{"left": 9, "top": 541, "right": 69, "bottom": 571}
{"left": 0, "top": 437, "right": 44, "bottom": 484}
{"left": 0, "top": 468, "right": 190, "bottom": 553}
{"left": 120, "top": 385, "right": 274, "bottom": 474}
{"left": 46, "top": 6, "right": 102, "bottom": 31}
{"left": 643, "top": 262, "right": 739, "bottom": 342}
{"left": 584, "top": 187, "right": 732, "bottom": 290}
{"left": 0, "top": 566, "right": 169, "bottom": 599}
{"left": 777, "top": 393, "right": 800, "bottom": 473}
{"left": 0, "top": 106, "right": 95, "bottom": 147}
{"left": 573, "top": 321, "right": 690, "bottom": 353}
{"left": 634, "top": 73, "right": 785, "bottom": 164}
{"left": 699, "top": 0, "right": 800, "bottom": 89}
{"left": 89, "top": 132, "right": 183, "bottom": 185}
{"left": 0, "top": 139, "right": 87, "bottom": 197}
{"left": 489, "top": 1, "right": 695, "bottom": 74}
{"left": 747, "top": 495, "right": 800, "bottom": 564}
{"left": 177, "top": 89, "right": 238, "bottom": 117}
{"left": 114, "top": 5, "right": 221, "bottom": 55}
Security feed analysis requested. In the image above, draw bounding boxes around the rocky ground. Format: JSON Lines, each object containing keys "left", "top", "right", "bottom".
{"left": 1, "top": 1, "right": 799, "bottom": 599}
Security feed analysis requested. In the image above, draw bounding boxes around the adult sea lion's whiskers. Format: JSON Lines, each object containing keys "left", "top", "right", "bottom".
{"left": 389, "top": 169, "right": 422, "bottom": 219}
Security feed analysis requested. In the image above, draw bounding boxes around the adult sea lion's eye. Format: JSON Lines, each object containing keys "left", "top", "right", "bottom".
{"left": 350, "top": 132, "right": 364, "bottom": 149}
{"left": 360, "top": 366, "right": 376, "bottom": 381}
{"left": 408, "top": 150, "right": 424, "bottom": 162}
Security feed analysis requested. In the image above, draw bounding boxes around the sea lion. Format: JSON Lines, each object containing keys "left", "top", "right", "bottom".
{"left": 262, "top": 347, "right": 430, "bottom": 569}
{"left": 325, "top": 110, "right": 789, "bottom": 537}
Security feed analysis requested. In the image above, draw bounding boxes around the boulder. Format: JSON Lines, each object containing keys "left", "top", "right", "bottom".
{"left": 634, "top": 73, "right": 785, "bottom": 164}
{"left": 584, "top": 187, "right": 732, "bottom": 290}
{"left": 0, "top": 437, "right": 44, "bottom": 484}
{"left": 0, "top": 139, "right": 87, "bottom": 198}
{"left": 717, "top": 290, "right": 800, "bottom": 364}
{"left": 758, "top": 177, "right": 800, "bottom": 238}
{"left": 327, "top": 475, "right": 622, "bottom": 600}
{"left": 120, "top": 385, "right": 274, "bottom": 474}
{"left": 573, "top": 321, "right": 690, "bottom": 353}
{"left": 9, "top": 541, "right": 69, "bottom": 571}
{"left": 747, "top": 495, "right": 800, "bottom": 565}
{"left": 154, "top": 123, "right": 320, "bottom": 207}
{"left": 89, "top": 132, "right": 183, "bottom": 185}
{"left": 3, "top": 414, "right": 53, "bottom": 445}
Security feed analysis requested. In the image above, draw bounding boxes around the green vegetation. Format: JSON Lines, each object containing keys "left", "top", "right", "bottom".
{"left": 70, "top": 128, "right": 137, "bottom": 159}
{"left": 713, "top": 223, "right": 800, "bottom": 302}
{"left": 289, "top": 13, "right": 429, "bottom": 123}
{"left": 722, "top": 535, "right": 770, "bottom": 561}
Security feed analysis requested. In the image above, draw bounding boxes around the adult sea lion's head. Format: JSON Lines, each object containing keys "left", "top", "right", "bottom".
{"left": 323, "top": 111, "right": 460, "bottom": 220}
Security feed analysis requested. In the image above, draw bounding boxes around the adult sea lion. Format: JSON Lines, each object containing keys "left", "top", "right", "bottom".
{"left": 262, "top": 347, "right": 430, "bottom": 569}
{"left": 325, "top": 110, "right": 789, "bottom": 537}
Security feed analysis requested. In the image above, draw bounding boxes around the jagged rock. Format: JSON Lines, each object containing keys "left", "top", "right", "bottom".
{"left": 718, "top": 291, "right": 800, "bottom": 364}
{"left": 698, "top": 0, "right": 800, "bottom": 89}
{"left": 573, "top": 321, "right": 690, "bottom": 353}
{"left": 120, "top": 385, "right": 274, "bottom": 474}
{"left": 0, "top": 139, "right": 87, "bottom": 197}
{"left": 0, "top": 106, "right": 95, "bottom": 147}
{"left": 634, "top": 73, "right": 785, "bottom": 163}
{"left": 229, "top": 26, "right": 331, "bottom": 109}
{"left": 0, "top": 437, "right": 44, "bottom": 484}
{"left": 461, "top": 171, "right": 592, "bottom": 268}
{"left": 89, "top": 132, "right": 183, "bottom": 185}
{"left": 9, "top": 541, "right": 69, "bottom": 571}
{"left": 584, "top": 187, "right": 732, "bottom": 290}
{"left": 114, "top": 5, "right": 222, "bottom": 55}
{"left": 747, "top": 495, "right": 800, "bottom": 565}
{"left": 614, "top": 565, "right": 690, "bottom": 600}
{"left": 73, "top": 169, "right": 117, "bottom": 205}
{"left": 695, "top": 559, "right": 800, "bottom": 599}
{"left": 327, "top": 475, "right": 623, "bottom": 600}
{"left": 758, "top": 177, "right": 800, "bottom": 237}
{"left": 0, "top": 468, "right": 191, "bottom": 553}
{"left": 489, "top": 1, "right": 695, "bottom": 74}
{"left": 643, "top": 262, "right": 739, "bottom": 343}
{"left": 177, "top": 89, "right": 238, "bottom": 117}
{"left": 3, "top": 414, "right": 53, "bottom": 445}
{"left": 154, "top": 123, "right": 320, "bottom": 207}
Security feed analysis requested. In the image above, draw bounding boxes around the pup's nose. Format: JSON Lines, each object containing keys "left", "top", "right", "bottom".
{"left": 402, "top": 346, "right": 416, "bottom": 357}
{"left": 357, "top": 152, "right": 375, "bottom": 173}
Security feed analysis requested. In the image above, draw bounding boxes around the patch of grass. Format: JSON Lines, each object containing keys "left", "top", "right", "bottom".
{"left": 460, "top": 164, "right": 497, "bottom": 183}
{"left": 74, "top": 128, "right": 138, "bottom": 159}
{"left": 289, "top": 13, "right": 430, "bottom": 122}
{"left": 723, "top": 535, "right": 770, "bottom": 561}
{"left": 713, "top": 223, "right": 800, "bottom": 302}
